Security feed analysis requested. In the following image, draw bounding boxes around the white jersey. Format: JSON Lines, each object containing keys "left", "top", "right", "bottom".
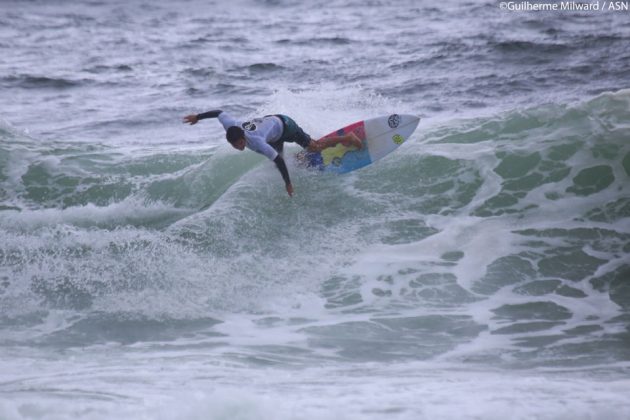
{"left": 218, "top": 112, "right": 284, "bottom": 161}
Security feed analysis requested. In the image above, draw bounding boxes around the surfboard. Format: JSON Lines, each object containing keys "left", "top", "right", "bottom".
{"left": 296, "top": 114, "right": 420, "bottom": 174}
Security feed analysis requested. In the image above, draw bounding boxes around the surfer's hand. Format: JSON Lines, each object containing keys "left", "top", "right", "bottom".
{"left": 183, "top": 114, "right": 198, "bottom": 125}
{"left": 286, "top": 183, "right": 294, "bottom": 197}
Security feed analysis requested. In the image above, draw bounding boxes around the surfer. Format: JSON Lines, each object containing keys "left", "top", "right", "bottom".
{"left": 183, "top": 110, "right": 362, "bottom": 197}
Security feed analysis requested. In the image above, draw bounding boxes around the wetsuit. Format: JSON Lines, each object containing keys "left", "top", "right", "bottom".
{"left": 197, "top": 110, "right": 313, "bottom": 186}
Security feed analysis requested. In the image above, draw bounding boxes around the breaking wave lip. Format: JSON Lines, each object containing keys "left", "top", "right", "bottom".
{"left": 0, "top": 198, "right": 190, "bottom": 231}
{"left": 0, "top": 124, "right": 264, "bottom": 223}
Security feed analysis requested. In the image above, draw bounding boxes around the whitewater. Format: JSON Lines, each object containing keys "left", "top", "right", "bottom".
{"left": 1, "top": 0, "right": 629, "bottom": 419}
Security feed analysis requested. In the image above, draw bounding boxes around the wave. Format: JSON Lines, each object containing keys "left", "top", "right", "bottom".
{"left": 490, "top": 40, "right": 571, "bottom": 54}
{"left": 1, "top": 74, "right": 87, "bottom": 89}
{"left": 0, "top": 90, "right": 629, "bottom": 363}
{"left": 0, "top": 126, "right": 262, "bottom": 215}
{"left": 83, "top": 64, "right": 133, "bottom": 74}
{"left": 275, "top": 36, "right": 352, "bottom": 46}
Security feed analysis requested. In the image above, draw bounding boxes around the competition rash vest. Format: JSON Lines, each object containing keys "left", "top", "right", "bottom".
{"left": 217, "top": 112, "right": 284, "bottom": 161}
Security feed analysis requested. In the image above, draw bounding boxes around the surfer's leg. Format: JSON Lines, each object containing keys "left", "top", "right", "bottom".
{"left": 276, "top": 115, "right": 313, "bottom": 152}
{"left": 339, "top": 132, "right": 363, "bottom": 149}
{"left": 281, "top": 115, "right": 362, "bottom": 151}
{"left": 307, "top": 133, "right": 363, "bottom": 152}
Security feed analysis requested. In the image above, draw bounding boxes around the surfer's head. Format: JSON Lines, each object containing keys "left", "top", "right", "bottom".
{"left": 226, "top": 126, "right": 246, "bottom": 150}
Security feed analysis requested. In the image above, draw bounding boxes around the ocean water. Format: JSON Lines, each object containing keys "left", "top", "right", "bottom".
{"left": 1, "top": 0, "right": 630, "bottom": 419}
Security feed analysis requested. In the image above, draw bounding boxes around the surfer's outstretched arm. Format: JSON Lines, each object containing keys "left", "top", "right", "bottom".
{"left": 183, "top": 110, "right": 223, "bottom": 125}
{"left": 307, "top": 132, "right": 363, "bottom": 152}
{"left": 274, "top": 155, "right": 293, "bottom": 197}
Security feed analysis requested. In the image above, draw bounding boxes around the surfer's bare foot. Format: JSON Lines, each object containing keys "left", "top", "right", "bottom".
{"left": 342, "top": 132, "right": 363, "bottom": 149}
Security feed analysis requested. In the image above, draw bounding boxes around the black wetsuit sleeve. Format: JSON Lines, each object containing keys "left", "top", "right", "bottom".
{"left": 274, "top": 155, "right": 291, "bottom": 185}
{"left": 196, "top": 110, "right": 222, "bottom": 120}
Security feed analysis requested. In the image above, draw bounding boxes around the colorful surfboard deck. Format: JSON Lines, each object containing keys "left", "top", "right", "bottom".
{"left": 296, "top": 114, "right": 420, "bottom": 174}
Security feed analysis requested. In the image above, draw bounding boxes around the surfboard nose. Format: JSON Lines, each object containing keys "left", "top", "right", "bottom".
{"left": 401, "top": 114, "right": 421, "bottom": 129}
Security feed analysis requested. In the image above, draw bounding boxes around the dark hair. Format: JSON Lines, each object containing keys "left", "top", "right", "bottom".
{"left": 226, "top": 126, "right": 244, "bottom": 143}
